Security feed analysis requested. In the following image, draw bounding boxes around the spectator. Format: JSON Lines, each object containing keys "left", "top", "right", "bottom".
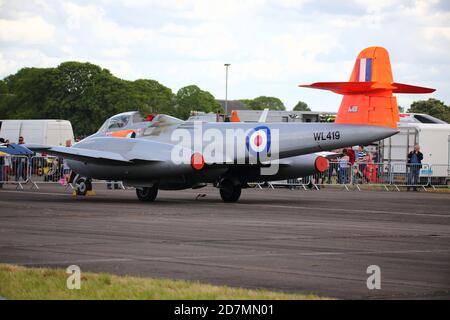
{"left": 339, "top": 149, "right": 350, "bottom": 184}
{"left": 61, "top": 140, "right": 72, "bottom": 185}
{"left": 346, "top": 148, "right": 356, "bottom": 165}
{"left": 407, "top": 144, "right": 423, "bottom": 191}
{"left": 364, "top": 153, "right": 378, "bottom": 183}
{"left": 15, "top": 136, "right": 27, "bottom": 181}
{"left": 356, "top": 145, "right": 367, "bottom": 161}
{"left": 372, "top": 150, "right": 380, "bottom": 163}
{"left": 0, "top": 137, "right": 4, "bottom": 188}
{"left": 357, "top": 145, "right": 368, "bottom": 183}
{"left": 326, "top": 159, "right": 338, "bottom": 184}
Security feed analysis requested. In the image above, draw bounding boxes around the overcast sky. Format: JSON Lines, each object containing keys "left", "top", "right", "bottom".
{"left": 0, "top": 0, "right": 449, "bottom": 111}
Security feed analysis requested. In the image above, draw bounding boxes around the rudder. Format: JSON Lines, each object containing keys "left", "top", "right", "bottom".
{"left": 338, "top": 47, "right": 397, "bottom": 128}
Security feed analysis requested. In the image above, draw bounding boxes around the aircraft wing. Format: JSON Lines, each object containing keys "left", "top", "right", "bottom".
{"left": 26, "top": 138, "right": 182, "bottom": 165}
{"left": 26, "top": 144, "right": 134, "bottom": 165}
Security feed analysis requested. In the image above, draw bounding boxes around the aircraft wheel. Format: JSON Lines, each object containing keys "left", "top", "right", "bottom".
{"left": 219, "top": 180, "right": 241, "bottom": 202}
{"left": 136, "top": 185, "right": 158, "bottom": 202}
{"left": 76, "top": 177, "right": 92, "bottom": 196}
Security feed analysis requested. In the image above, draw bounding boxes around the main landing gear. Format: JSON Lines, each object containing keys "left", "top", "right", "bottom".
{"left": 136, "top": 184, "right": 159, "bottom": 202}
{"left": 219, "top": 179, "right": 242, "bottom": 202}
{"left": 134, "top": 181, "right": 242, "bottom": 203}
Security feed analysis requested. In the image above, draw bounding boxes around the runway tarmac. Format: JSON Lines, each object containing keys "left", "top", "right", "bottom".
{"left": 0, "top": 184, "right": 449, "bottom": 299}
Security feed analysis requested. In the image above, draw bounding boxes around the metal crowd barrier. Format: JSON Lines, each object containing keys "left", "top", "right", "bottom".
{"left": 1, "top": 155, "right": 449, "bottom": 192}
{"left": 269, "top": 177, "right": 310, "bottom": 190}
{"left": 0, "top": 155, "right": 124, "bottom": 190}
{"left": 309, "top": 161, "right": 353, "bottom": 190}
{"left": 0, "top": 155, "right": 29, "bottom": 189}
{"left": 270, "top": 162, "right": 450, "bottom": 191}
{"left": 428, "top": 164, "right": 450, "bottom": 189}
{"left": 28, "top": 156, "right": 73, "bottom": 189}
{"left": 389, "top": 163, "right": 430, "bottom": 191}
{"left": 310, "top": 162, "right": 430, "bottom": 191}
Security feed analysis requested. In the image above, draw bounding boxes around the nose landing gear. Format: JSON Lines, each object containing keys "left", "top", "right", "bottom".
{"left": 74, "top": 176, "right": 93, "bottom": 196}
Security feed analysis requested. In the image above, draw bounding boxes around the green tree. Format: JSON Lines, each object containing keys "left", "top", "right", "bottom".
{"left": 0, "top": 80, "right": 10, "bottom": 119}
{"left": 407, "top": 98, "right": 450, "bottom": 123}
{"left": 241, "top": 96, "right": 285, "bottom": 111}
{"left": 1, "top": 62, "right": 225, "bottom": 135}
{"left": 48, "top": 62, "right": 119, "bottom": 135}
{"left": 1, "top": 62, "right": 178, "bottom": 136}
{"left": 175, "top": 85, "right": 223, "bottom": 119}
{"left": 398, "top": 105, "right": 405, "bottom": 113}
{"left": 3, "top": 67, "right": 56, "bottom": 119}
{"left": 0, "top": 80, "right": 7, "bottom": 94}
{"left": 293, "top": 100, "right": 310, "bottom": 111}
{"left": 131, "top": 79, "right": 175, "bottom": 115}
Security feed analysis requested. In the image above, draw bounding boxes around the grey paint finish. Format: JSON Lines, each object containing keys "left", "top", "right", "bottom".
{"left": 27, "top": 117, "right": 398, "bottom": 188}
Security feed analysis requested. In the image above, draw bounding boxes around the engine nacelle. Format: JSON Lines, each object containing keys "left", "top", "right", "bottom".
{"left": 242, "top": 154, "right": 330, "bottom": 182}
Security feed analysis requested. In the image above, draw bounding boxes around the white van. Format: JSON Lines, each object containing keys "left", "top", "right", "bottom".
{"left": 0, "top": 119, "right": 74, "bottom": 146}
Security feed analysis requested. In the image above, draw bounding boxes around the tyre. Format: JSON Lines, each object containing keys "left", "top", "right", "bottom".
{"left": 219, "top": 180, "right": 242, "bottom": 202}
{"left": 75, "top": 177, "right": 92, "bottom": 196}
{"left": 136, "top": 185, "right": 158, "bottom": 202}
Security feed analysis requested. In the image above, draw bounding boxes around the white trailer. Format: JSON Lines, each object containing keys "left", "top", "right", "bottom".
{"left": 0, "top": 119, "right": 74, "bottom": 146}
{"left": 380, "top": 122, "right": 450, "bottom": 185}
{"left": 381, "top": 123, "right": 450, "bottom": 165}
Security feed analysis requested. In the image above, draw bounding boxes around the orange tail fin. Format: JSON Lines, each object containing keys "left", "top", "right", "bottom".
{"left": 300, "top": 47, "right": 435, "bottom": 128}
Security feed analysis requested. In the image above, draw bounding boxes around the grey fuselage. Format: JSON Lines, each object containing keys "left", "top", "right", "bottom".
{"left": 67, "top": 121, "right": 398, "bottom": 189}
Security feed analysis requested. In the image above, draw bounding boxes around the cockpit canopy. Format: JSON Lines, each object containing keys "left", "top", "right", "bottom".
{"left": 97, "top": 111, "right": 183, "bottom": 133}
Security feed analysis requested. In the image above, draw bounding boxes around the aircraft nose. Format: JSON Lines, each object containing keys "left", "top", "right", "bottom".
{"left": 318, "top": 124, "right": 400, "bottom": 150}
{"left": 366, "top": 125, "right": 399, "bottom": 141}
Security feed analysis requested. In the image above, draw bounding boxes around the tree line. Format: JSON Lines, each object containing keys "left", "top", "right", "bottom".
{"left": 0, "top": 61, "right": 448, "bottom": 136}
{"left": 0, "top": 62, "right": 222, "bottom": 136}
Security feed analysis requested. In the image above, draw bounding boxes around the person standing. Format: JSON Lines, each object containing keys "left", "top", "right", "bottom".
{"left": 339, "top": 150, "right": 350, "bottom": 184}
{"left": 407, "top": 144, "right": 423, "bottom": 191}
{"left": 347, "top": 148, "right": 356, "bottom": 165}
{"left": 15, "top": 136, "right": 27, "bottom": 181}
{"left": 0, "top": 137, "right": 4, "bottom": 188}
{"left": 357, "top": 145, "right": 368, "bottom": 183}
{"left": 61, "top": 140, "right": 72, "bottom": 185}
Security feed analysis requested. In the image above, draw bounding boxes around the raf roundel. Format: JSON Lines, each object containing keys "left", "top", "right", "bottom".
{"left": 246, "top": 126, "right": 271, "bottom": 154}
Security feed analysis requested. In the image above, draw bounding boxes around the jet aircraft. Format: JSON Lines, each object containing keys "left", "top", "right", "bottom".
{"left": 27, "top": 47, "right": 435, "bottom": 202}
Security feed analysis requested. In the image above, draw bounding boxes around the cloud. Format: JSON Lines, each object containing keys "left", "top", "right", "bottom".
{"left": 0, "top": 15, "right": 55, "bottom": 44}
{"left": 0, "top": 0, "right": 448, "bottom": 111}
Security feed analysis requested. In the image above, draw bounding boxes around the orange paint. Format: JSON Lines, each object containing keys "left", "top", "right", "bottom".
{"left": 300, "top": 47, "right": 435, "bottom": 128}
{"left": 107, "top": 130, "right": 136, "bottom": 138}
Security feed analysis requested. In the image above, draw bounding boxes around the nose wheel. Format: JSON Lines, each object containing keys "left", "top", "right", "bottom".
{"left": 74, "top": 177, "right": 92, "bottom": 196}
{"left": 136, "top": 185, "right": 158, "bottom": 202}
{"left": 219, "top": 180, "right": 242, "bottom": 202}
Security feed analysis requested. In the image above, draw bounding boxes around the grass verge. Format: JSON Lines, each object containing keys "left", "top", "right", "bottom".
{"left": 0, "top": 264, "right": 326, "bottom": 300}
